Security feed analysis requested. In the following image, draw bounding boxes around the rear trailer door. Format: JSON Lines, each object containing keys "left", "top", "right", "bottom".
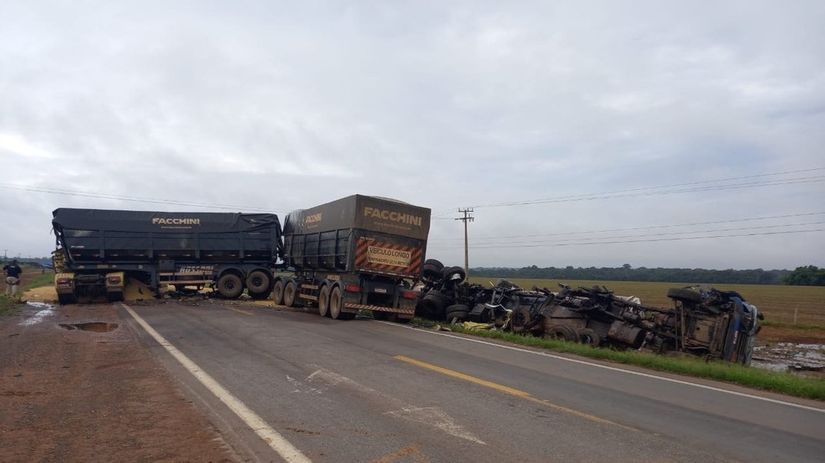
{"left": 352, "top": 232, "right": 425, "bottom": 278}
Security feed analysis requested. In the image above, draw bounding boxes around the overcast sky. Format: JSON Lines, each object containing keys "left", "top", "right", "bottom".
{"left": 1, "top": 1, "right": 823, "bottom": 269}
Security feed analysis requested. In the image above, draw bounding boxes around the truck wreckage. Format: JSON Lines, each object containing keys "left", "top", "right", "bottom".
{"left": 416, "top": 259, "right": 762, "bottom": 365}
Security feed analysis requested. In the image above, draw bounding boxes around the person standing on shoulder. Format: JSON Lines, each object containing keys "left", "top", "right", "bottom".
{"left": 3, "top": 259, "right": 22, "bottom": 298}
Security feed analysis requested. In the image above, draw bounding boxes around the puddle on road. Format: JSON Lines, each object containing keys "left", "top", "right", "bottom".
{"left": 18, "top": 302, "right": 56, "bottom": 327}
{"left": 752, "top": 343, "right": 825, "bottom": 375}
{"left": 59, "top": 322, "right": 119, "bottom": 333}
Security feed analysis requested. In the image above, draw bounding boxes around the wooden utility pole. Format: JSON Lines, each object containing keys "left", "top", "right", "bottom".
{"left": 455, "top": 208, "right": 474, "bottom": 276}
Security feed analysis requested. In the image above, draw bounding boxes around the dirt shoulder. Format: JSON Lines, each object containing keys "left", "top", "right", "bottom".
{"left": 0, "top": 302, "right": 236, "bottom": 463}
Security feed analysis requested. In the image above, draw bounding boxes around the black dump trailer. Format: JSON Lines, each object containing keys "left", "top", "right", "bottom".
{"left": 274, "top": 195, "right": 431, "bottom": 322}
{"left": 51, "top": 208, "right": 282, "bottom": 304}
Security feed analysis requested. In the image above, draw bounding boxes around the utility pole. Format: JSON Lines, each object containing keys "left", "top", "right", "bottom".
{"left": 455, "top": 208, "right": 474, "bottom": 276}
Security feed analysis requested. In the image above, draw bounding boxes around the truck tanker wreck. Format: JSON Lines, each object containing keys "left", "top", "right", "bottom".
{"left": 416, "top": 260, "right": 762, "bottom": 365}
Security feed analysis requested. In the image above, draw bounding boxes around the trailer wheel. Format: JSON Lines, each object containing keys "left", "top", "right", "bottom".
{"left": 511, "top": 307, "right": 532, "bottom": 333}
{"left": 577, "top": 328, "right": 601, "bottom": 346}
{"left": 283, "top": 280, "right": 297, "bottom": 307}
{"left": 667, "top": 288, "right": 702, "bottom": 303}
{"left": 217, "top": 274, "right": 244, "bottom": 299}
{"left": 445, "top": 304, "right": 469, "bottom": 323}
{"left": 545, "top": 324, "right": 577, "bottom": 342}
{"left": 442, "top": 266, "right": 466, "bottom": 284}
{"left": 246, "top": 270, "right": 272, "bottom": 298}
{"left": 329, "top": 286, "right": 346, "bottom": 320}
{"left": 318, "top": 284, "right": 331, "bottom": 317}
{"left": 271, "top": 279, "right": 285, "bottom": 305}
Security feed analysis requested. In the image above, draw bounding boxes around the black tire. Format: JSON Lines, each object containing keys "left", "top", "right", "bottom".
{"left": 283, "top": 280, "right": 297, "bottom": 307}
{"left": 422, "top": 259, "right": 445, "bottom": 282}
{"left": 57, "top": 293, "right": 76, "bottom": 305}
{"left": 245, "top": 270, "right": 272, "bottom": 297}
{"left": 545, "top": 324, "right": 578, "bottom": 342}
{"left": 511, "top": 307, "right": 532, "bottom": 333}
{"left": 271, "top": 279, "right": 285, "bottom": 305}
{"left": 106, "top": 292, "right": 124, "bottom": 302}
{"left": 667, "top": 288, "right": 702, "bottom": 303}
{"left": 577, "top": 328, "right": 601, "bottom": 346}
{"left": 417, "top": 290, "right": 451, "bottom": 319}
{"left": 217, "top": 274, "right": 244, "bottom": 299}
{"left": 442, "top": 266, "right": 466, "bottom": 284}
{"left": 329, "top": 286, "right": 354, "bottom": 320}
{"left": 445, "top": 304, "right": 469, "bottom": 323}
{"left": 318, "top": 284, "right": 331, "bottom": 317}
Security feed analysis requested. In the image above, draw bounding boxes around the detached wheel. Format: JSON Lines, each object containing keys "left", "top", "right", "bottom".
{"left": 318, "top": 285, "right": 331, "bottom": 317}
{"left": 422, "top": 259, "right": 445, "bottom": 282}
{"left": 667, "top": 288, "right": 702, "bottom": 303}
{"left": 271, "top": 279, "right": 285, "bottom": 305}
{"left": 283, "top": 280, "right": 298, "bottom": 307}
{"left": 217, "top": 274, "right": 244, "bottom": 299}
{"left": 246, "top": 270, "right": 272, "bottom": 299}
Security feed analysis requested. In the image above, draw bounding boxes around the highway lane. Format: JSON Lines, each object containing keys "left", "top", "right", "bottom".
{"left": 124, "top": 301, "right": 825, "bottom": 462}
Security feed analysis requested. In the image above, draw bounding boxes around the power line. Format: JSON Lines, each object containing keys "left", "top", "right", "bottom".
{"left": 433, "top": 167, "right": 825, "bottom": 215}
{"left": 428, "top": 228, "right": 825, "bottom": 249}
{"left": 455, "top": 208, "right": 474, "bottom": 275}
{"left": 429, "top": 211, "right": 825, "bottom": 242}
{"left": 453, "top": 221, "right": 825, "bottom": 247}
{"left": 0, "top": 183, "right": 275, "bottom": 212}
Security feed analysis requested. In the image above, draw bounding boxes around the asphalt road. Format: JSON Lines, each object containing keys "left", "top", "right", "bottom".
{"left": 123, "top": 301, "right": 825, "bottom": 463}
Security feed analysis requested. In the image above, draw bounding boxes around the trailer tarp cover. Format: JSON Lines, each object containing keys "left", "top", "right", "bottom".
{"left": 283, "top": 195, "right": 430, "bottom": 241}
{"left": 52, "top": 208, "right": 279, "bottom": 234}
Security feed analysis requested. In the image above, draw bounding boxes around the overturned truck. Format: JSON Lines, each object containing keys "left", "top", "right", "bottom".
{"left": 416, "top": 263, "right": 761, "bottom": 365}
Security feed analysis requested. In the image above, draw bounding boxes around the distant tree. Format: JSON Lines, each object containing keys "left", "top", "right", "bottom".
{"left": 783, "top": 266, "right": 825, "bottom": 286}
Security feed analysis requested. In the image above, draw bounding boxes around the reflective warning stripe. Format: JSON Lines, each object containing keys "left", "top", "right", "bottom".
{"left": 344, "top": 303, "right": 415, "bottom": 315}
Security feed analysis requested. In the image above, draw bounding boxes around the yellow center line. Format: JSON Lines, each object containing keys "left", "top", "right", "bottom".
{"left": 394, "top": 355, "right": 637, "bottom": 432}
{"left": 225, "top": 306, "right": 254, "bottom": 316}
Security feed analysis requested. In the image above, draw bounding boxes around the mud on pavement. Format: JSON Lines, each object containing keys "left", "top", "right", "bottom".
{"left": 0, "top": 301, "right": 236, "bottom": 463}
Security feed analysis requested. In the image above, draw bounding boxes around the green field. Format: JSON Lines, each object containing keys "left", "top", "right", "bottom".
{"left": 467, "top": 276, "right": 825, "bottom": 327}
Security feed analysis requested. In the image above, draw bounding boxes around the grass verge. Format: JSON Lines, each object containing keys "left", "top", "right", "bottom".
{"left": 0, "top": 295, "right": 20, "bottom": 316}
{"left": 440, "top": 324, "right": 825, "bottom": 401}
{"left": 23, "top": 271, "right": 54, "bottom": 291}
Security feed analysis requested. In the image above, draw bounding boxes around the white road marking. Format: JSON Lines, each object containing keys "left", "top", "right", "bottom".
{"left": 374, "top": 320, "right": 825, "bottom": 414}
{"left": 307, "top": 368, "right": 486, "bottom": 444}
{"left": 123, "top": 303, "right": 311, "bottom": 463}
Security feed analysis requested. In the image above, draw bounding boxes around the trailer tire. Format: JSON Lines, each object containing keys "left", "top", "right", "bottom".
{"left": 442, "top": 266, "right": 466, "bottom": 284}
{"left": 667, "top": 287, "right": 702, "bottom": 303}
{"left": 57, "top": 293, "right": 76, "bottom": 305}
{"left": 577, "top": 328, "right": 601, "bottom": 346}
{"left": 217, "top": 274, "right": 244, "bottom": 299}
{"left": 283, "top": 280, "right": 297, "bottom": 307}
{"left": 511, "top": 307, "right": 532, "bottom": 333}
{"left": 329, "top": 287, "right": 353, "bottom": 320}
{"left": 106, "top": 292, "right": 124, "bottom": 302}
{"left": 545, "top": 324, "right": 578, "bottom": 342}
{"left": 246, "top": 270, "right": 271, "bottom": 298}
{"left": 417, "top": 290, "right": 451, "bottom": 319}
{"left": 422, "top": 259, "right": 444, "bottom": 282}
{"left": 318, "top": 284, "right": 331, "bottom": 317}
{"left": 445, "top": 304, "right": 469, "bottom": 323}
{"left": 271, "top": 279, "right": 285, "bottom": 305}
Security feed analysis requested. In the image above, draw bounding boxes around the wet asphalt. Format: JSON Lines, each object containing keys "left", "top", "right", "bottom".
{"left": 123, "top": 301, "right": 825, "bottom": 463}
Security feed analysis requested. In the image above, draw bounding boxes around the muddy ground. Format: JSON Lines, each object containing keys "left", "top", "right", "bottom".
{"left": 0, "top": 301, "right": 236, "bottom": 463}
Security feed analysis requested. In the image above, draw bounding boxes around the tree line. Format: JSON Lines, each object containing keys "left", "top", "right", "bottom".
{"left": 469, "top": 264, "right": 825, "bottom": 286}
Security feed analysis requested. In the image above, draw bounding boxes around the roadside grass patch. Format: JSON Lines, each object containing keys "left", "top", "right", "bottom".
{"left": 447, "top": 324, "right": 825, "bottom": 401}
{"left": 0, "top": 295, "right": 20, "bottom": 316}
{"left": 23, "top": 271, "right": 54, "bottom": 291}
